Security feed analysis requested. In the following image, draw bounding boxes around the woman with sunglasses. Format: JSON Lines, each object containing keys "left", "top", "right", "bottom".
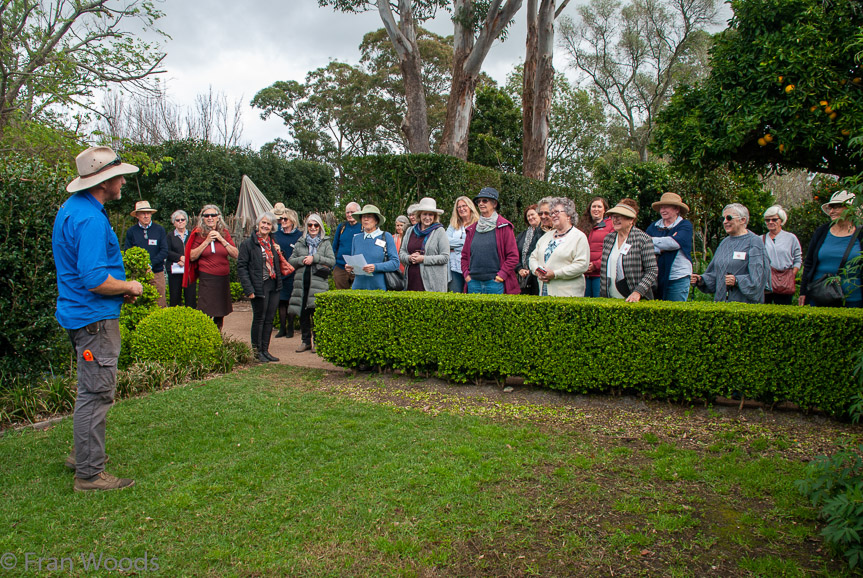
{"left": 288, "top": 214, "right": 335, "bottom": 353}
{"left": 461, "top": 187, "right": 520, "bottom": 295}
{"left": 166, "top": 209, "right": 196, "bottom": 307}
{"left": 691, "top": 203, "right": 768, "bottom": 304}
{"left": 184, "top": 204, "right": 238, "bottom": 329}
{"left": 272, "top": 204, "right": 302, "bottom": 337}
{"left": 761, "top": 205, "right": 802, "bottom": 305}
{"left": 799, "top": 191, "right": 863, "bottom": 308}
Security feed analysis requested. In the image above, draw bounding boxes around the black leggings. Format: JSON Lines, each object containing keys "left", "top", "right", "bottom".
{"left": 250, "top": 278, "right": 279, "bottom": 351}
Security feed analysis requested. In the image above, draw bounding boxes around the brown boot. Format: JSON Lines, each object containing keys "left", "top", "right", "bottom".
{"left": 74, "top": 471, "right": 135, "bottom": 492}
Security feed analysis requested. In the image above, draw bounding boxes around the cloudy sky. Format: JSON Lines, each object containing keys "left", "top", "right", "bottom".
{"left": 146, "top": 0, "right": 730, "bottom": 149}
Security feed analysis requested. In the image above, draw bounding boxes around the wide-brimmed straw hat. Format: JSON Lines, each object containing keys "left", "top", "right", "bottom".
{"left": 129, "top": 200, "right": 157, "bottom": 217}
{"left": 651, "top": 192, "right": 689, "bottom": 215}
{"left": 272, "top": 202, "right": 287, "bottom": 216}
{"left": 352, "top": 204, "right": 386, "bottom": 226}
{"left": 413, "top": 197, "right": 444, "bottom": 215}
{"left": 821, "top": 190, "right": 856, "bottom": 216}
{"left": 66, "top": 146, "right": 139, "bottom": 193}
{"left": 606, "top": 202, "right": 638, "bottom": 220}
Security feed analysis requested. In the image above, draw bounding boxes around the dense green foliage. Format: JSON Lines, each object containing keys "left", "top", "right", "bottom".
{"left": 109, "top": 139, "right": 335, "bottom": 222}
{"left": 652, "top": 0, "right": 863, "bottom": 176}
{"left": 316, "top": 291, "right": 863, "bottom": 415}
{"left": 118, "top": 247, "right": 160, "bottom": 334}
{"left": 340, "top": 153, "right": 572, "bottom": 228}
{"left": 468, "top": 84, "right": 523, "bottom": 173}
{"left": 797, "top": 392, "right": 863, "bottom": 569}
{"left": 0, "top": 154, "right": 73, "bottom": 386}
{"left": 129, "top": 307, "right": 223, "bottom": 368}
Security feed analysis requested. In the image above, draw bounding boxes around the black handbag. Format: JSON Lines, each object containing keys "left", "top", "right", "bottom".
{"left": 808, "top": 227, "right": 860, "bottom": 307}
{"left": 313, "top": 265, "right": 332, "bottom": 279}
{"left": 383, "top": 239, "right": 405, "bottom": 291}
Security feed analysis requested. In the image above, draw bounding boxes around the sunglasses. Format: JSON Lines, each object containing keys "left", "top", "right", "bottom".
{"left": 202, "top": 213, "right": 219, "bottom": 218}
{"left": 764, "top": 217, "right": 780, "bottom": 223}
{"left": 307, "top": 223, "right": 320, "bottom": 228}
{"left": 278, "top": 217, "right": 290, "bottom": 222}
{"left": 723, "top": 215, "right": 740, "bottom": 222}
{"left": 538, "top": 211, "right": 550, "bottom": 216}
{"left": 826, "top": 204, "right": 845, "bottom": 210}
{"left": 476, "top": 198, "right": 493, "bottom": 203}
{"left": 174, "top": 218, "right": 186, "bottom": 222}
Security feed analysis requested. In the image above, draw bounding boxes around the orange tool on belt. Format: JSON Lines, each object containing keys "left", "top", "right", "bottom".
{"left": 82, "top": 350, "right": 94, "bottom": 362}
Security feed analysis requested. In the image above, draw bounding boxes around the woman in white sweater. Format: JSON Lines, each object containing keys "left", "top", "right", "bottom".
{"left": 529, "top": 197, "right": 590, "bottom": 297}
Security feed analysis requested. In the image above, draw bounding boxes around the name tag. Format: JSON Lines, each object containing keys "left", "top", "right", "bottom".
{"left": 733, "top": 251, "right": 746, "bottom": 260}
{"left": 620, "top": 243, "right": 631, "bottom": 255}
{"left": 375, "top": 239, "right": 386, "bottom": 248}
{"left": 148, "top": 239, "right": 158, "bottom": 246}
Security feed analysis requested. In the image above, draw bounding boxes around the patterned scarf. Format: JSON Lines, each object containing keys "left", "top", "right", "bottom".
{"left": 476, "top": 212, "right": 499, "bottom": 233}
{"left": 258, "top": 234, "right": 276, "bottom": 279}
{"left": 520, "top": 226, "right": 537, "bottom": 273}
{"left": 306, "top": 232, "right": 323, "bottom": 255}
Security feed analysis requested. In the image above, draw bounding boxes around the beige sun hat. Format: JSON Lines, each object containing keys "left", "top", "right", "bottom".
{"left": 66, "top": 146, "right": 139, "bottom": 193}
{"left": 651, "top": 192, "right": 689, "bottom": 215}
{"left": 821, "top": 190, "right": 856, "bottom": 216}
{"left": 413, "top": 197, "right": 444, "bottom": 215}
{"left": 352, "top": 204, "right": 386, "bottom": 226}
{"left": 606, "top": 202, "right": 637, "bottom": 220}
{"left": 129, "top": 200, "right": 157, "bottom": 217}
{"left": 272, "top": 202, "right": 287, "bottom": 216}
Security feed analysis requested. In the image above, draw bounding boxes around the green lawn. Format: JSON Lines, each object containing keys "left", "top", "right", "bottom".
{"left": 0, "top": 365, "right": 856, "bottom": 576}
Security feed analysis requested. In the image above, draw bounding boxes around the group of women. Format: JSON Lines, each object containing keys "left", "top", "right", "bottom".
{"left": 170, "top": 187, "right": 860, "bottom": 363}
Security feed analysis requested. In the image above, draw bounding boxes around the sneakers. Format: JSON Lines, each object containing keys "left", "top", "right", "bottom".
{"left": 65, "top": 452, "right": 108, "bottom": 470}
{"left": 74, "top": 471, "right": 135, "bottom": 492}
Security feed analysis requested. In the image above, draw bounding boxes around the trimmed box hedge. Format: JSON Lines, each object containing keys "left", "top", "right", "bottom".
{"left": 315, "top": 291, "right": 863, "bottom": 416}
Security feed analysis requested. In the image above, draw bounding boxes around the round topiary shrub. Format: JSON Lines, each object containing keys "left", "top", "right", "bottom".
{"left": 129, "top": 307, "right": 222, "bottom": 367}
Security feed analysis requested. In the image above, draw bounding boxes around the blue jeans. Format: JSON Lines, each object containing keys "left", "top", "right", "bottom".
{"left": 449, "top": 271, "right": 466, "bottom": 293}
{"left": 584, "top": 276, "right": 601, "bottom": 297}
{"left": 664, "top": 276, "right": 691, "bottom": 302}
{"left": 467, "top": 278, "right": 504, "bottom": 294}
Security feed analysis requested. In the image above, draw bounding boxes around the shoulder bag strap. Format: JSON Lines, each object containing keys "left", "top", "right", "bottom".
{"left": 839, "top": 226, "right": 861, "bottom": 271}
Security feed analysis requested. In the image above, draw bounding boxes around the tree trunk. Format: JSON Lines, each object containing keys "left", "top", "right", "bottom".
{"left": 378, "top": 0, "right": 430, "bottom": 153}
{"left": 522, "top": 0, "right": 556, "bottom": 180}
{"left": 440, "top": 0, "right": 524, "bottom": 160}
{"left": 522, "top": 0, "right": 538, "bottom": 174}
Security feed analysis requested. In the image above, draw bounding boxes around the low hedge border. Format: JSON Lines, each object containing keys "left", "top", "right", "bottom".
{"left": 315, "top": 291, "right": 863, "bottom": 416}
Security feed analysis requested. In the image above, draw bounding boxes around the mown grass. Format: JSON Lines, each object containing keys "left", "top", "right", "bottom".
{"left": 0, "top": 365, "right": 856, "bottom": 576}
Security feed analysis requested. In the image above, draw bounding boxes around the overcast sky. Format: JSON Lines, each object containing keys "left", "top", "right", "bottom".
{"left": 147, "top": 0, "right": 730, "bottom": 149}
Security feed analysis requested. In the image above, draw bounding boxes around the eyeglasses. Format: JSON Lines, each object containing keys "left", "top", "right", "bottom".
{"left": 764, "top": 217, "right": 780, "bottom": 223}
{"left": 722, "top": 215, "right": 741, "bottom": 222}
{"left": 202, "top": 213, "right": 219, "bottom": 218}
{"left": 551, "top": 210, "right": 563, "bottom": 216}
{"left": 174, "top": 218, "right": 186, "bottom": 222}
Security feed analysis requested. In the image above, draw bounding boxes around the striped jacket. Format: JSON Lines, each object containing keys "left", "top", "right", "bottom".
{"left": 599, "top": 227, "right": 658, "bottom": 300}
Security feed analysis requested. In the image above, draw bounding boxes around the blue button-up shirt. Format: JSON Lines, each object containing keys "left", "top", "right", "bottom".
{"left": 52, "top": 190, "right": 125, "bottom": 329}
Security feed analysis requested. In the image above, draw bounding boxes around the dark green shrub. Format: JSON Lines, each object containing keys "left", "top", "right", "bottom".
{"left": 129, "top": 307, "right": 222, "bottom": 367}
{"left": 0, "top": 153, "right": 74, "bottom": 386}
{"left": 315, "top": 291, "right": 863, "bottom": 416}
{"left": 111, "top": 139, "right": 335, "bottom": 220}
{"left": 119, "top": 247, "right": 160, "bottom": 333}
{"left": 340, "top": 153, "right": 566, "bottom": 230}
{"left": 796, "top": 392, "right": 863, "bottom": 568}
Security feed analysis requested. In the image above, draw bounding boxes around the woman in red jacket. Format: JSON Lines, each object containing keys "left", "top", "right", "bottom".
{"left": 576, "top": 196, "right": 612, "bottom": 297}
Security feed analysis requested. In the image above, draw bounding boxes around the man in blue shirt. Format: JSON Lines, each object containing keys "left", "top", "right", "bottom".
{"left": 53, "top": 146, "right": 143, "bottom": 492}
{"left": 124, "top": 200, "right": 168, "bottom": 307}
{"left": 331, "top": 201, "right": 362, "bottom": 289}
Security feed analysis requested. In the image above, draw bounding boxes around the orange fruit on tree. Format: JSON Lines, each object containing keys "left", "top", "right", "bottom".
{"left": 810, "top": 105, "right": 819, "bottom": 112}
{"left": 853, "top": 78, "right": 862, "bottom": 85}
{"left": 842, "top": 129, "right": 851, "bottom": 136}
{"left": 829, "top": 112, "right": 838, "bottom": 120}
{"left": 779, "top": 144, "right": 786, "bottom": 153}
{"left": 785, "top": 85, "right": 795, "bottom": 93}
{"left": 825, "top": 106, "right": 833, "bottom": 113}
{"left": 757, "top": 137, "right": 767, "bottom": 146}
{"left": 778, "top": 76, "right": 783, "bottom": 83}
{"left": 764, "top": 134, "right": 773, "bottom": 143}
